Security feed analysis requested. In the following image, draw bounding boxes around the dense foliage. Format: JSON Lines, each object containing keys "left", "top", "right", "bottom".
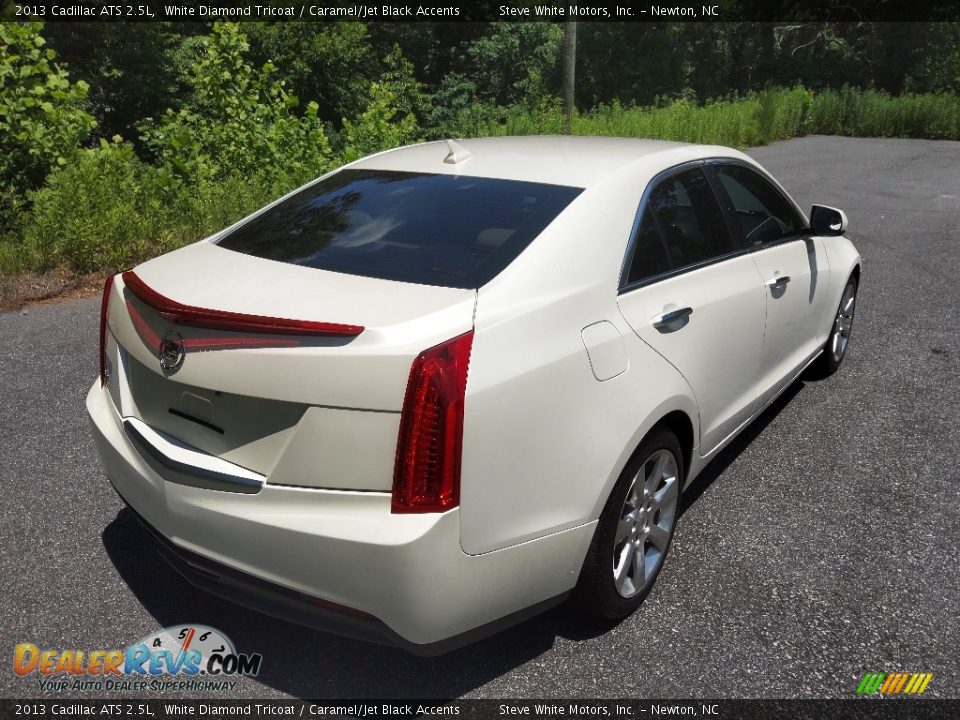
{"left": 0, "top": 23, "right": 95, "bottom": 238}
{"left": 1, "top": 20, "right": 958, "bottom": 275}
{"left": 138, "top": 23, "right": 335, "bottom": 188}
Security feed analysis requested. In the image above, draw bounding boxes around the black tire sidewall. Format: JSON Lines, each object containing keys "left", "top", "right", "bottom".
{"left": 575, "top": 428, "right": 685, "bottom": 619}
{"left": 823, "top": 276, "right": 859, "bottom": 375}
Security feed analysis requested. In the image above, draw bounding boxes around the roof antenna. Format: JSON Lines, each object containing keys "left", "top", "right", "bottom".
{"left": 443, "top": 139, "right": 472, "bottom": 165}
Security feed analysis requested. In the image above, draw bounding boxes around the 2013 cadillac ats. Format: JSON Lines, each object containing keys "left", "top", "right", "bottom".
{"left": 87, "top": 137, "right": 861, "bottom": 654}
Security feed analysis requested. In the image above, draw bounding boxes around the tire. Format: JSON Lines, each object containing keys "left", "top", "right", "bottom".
{"left": 574, "top": 428, "right": 684, "bottom": 619}
{"left": 808, "top": 275, "right": 858, "bottom": 379}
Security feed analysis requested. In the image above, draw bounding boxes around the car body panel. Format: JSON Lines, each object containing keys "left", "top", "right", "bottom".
{"left": 459, "top": 174, "right": 701, "bottom": 554}
{"left": 104, "top": 251, "right": 475, "bottom": 491}
{"left": 352, "top": 136, "right": 690, "bottom": 188}
{"left": 110, "top": 248, "right": 477, "bottom": 411}
{"left": 618, "top": 255, "right": 767, "bottom": 454}
{"left": 749, "top": 236, "right": 833, "bottom": 408}
{"left": 88, "top": 382, "right": 594, "bottom": 646}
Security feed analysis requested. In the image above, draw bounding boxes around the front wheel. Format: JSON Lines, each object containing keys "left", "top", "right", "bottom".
{"left": 809, "top": 276, "right": 858, "bottom": 379}
{"left": 574, "top": 428, "right": 683, "bottom": 619}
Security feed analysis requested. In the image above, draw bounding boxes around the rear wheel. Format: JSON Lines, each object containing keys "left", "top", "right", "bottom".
{"left": 809, "top": 276, "right": 858, "bottom": 379}
{"left": 575, "top": 428, "right": 683, "bottom": 619}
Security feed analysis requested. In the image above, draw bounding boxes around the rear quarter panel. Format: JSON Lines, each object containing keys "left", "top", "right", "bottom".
{"left": 459, "top": 172, "right": 699, "bottom": 556}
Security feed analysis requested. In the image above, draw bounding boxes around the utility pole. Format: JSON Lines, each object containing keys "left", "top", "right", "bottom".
{"left": 562, "top": 17, "right": 577, "bottom": 135}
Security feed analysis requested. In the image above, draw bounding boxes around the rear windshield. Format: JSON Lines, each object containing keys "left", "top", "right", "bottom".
{"left": 216, "top": 169, "right": 583, "bottom": 288}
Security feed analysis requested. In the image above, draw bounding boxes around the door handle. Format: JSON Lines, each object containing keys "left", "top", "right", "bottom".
{"left": 651, "top": 307, "right": 693, "bottom": 331}
{"left": 765, "top": 274, "right": 791, "bottom": 287}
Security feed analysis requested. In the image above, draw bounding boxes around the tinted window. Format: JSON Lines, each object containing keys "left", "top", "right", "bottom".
{"left": 625, "top": 209, "right": 671, "bottom": 285}
{"left": 647, "top": 167, "right": 734, "bottom": 268}
{"left": 217, "top": 170, "right": 582, "bottom": 289}
{"left": 713, "top": 164, "right": 805, "bottom": 246}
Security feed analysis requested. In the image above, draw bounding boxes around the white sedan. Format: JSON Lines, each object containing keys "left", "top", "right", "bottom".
{"left": 87, "top": 136, "right": 861, "bottom": 653}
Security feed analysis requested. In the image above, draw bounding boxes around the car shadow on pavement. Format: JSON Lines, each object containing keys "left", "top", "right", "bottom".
{"left": 679, "top": 379, "right": 804, "bottom": 515}
{"left": 101, "top": 379, "right": 806, "bottom": 699}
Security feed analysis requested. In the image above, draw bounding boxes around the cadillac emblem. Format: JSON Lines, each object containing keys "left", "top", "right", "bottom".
{"left": 159, "top": 331, "right": 186, "bottom": 373}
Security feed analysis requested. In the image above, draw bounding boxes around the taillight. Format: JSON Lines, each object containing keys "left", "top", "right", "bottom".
{"left": 392, "top": 331, "right": 473, "bottom": 513}
{"left": 99, "top": 274, "right": 115, "bottom": 386}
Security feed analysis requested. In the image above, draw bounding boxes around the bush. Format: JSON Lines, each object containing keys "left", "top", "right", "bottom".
{"left": 18, "top": 139, "right": 300, "bottom": 273}
{"left": 5, "top": 22, "right": 426, "bottom": 276}
{"left": 0, "top": 23, "right": 96, "bottom": 237}
{"left": 138, "top": 23, "right": 335, "bottom": 190}
{"left": 420, "top": 73, "right": 505, "bottom": 139}
{"left": 809, "top": 86, "right": 960, "bottom": 139}
{"left": 21, "top": 141, "right": 166, "bottom": 272}
{"left": 341, "top": 82, "right": 418, "bottom": 162}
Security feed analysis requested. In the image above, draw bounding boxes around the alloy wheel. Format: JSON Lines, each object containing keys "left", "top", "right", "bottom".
{"left": 831, "top": 282, "right": 857, "bottom": 363}
{"left": 613, "top": 449, "right": 679, "bottom": 598}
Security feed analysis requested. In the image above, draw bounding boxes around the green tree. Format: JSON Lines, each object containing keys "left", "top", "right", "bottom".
{"left": 904, "top": 23, "right": 960, "bottom": 94}
{"left": 421, "top": 72, "right": 503, "bottom": 139}
{"left": 379, "top": 45, "right": 427, "bottom": 120}
{"left": 139, "top": 23, "right": 334, "bottom": 189}
{"left": 44, "top": 23, "right": 194, "bottom": 144}
{"left": 245, "top": 22, "right": 375, "bottom": 123}
{"left": 459, "top": 23, "right": 563, "bottom": 107}
{"left": 577, "top": 24, "right": 689, "bottom": 107}
{"left": 342, "top": 82, "right": 418, "bottom": 161}
{"left": 367, "top": 23, "right": 486, "bottom": 91}
{"left": 0, "top": 22, "right": 95, "bottom": 235}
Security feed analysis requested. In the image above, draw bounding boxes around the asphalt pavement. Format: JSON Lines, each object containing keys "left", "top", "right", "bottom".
{"left": 1, "top": 136, "right": 958, "bottom": 699}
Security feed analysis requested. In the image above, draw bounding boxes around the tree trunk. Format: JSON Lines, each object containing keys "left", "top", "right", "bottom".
{"left": 562, "top": 19, "right": 577, "bottom": 134}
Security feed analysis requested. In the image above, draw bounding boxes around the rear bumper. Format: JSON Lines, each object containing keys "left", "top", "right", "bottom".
{"left": 87, "top": 382, "right": 594, "bottom": 651}
{"left": 117, "top": 496, "right": 417, "bottom": 649}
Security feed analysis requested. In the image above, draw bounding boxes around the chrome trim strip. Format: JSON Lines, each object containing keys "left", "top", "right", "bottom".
{"left": 122, "top": 417, "right": 264, "bottom": 495}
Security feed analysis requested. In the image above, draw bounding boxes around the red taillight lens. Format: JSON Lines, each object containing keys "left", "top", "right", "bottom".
{"left": 99, "top": 274, "right": 115, "bottom": 386}
{"left": 392, "top": 331, "right": 474, "bottom": 514}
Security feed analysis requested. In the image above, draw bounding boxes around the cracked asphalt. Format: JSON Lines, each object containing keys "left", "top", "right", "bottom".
{"left": 1, "top": 136, "right": 958, "bottom": 700}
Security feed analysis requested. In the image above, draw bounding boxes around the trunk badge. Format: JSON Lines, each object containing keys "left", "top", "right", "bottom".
{"left": 159, "top": 331, "right": 186, "bottom": 373}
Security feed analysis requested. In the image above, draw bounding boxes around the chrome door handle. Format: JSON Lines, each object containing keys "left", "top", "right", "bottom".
{"left": 652, "top": 307, "right": 693, "bottom": 331}
{"left": 765, "top": 275, "right": 791, "bottom": 287}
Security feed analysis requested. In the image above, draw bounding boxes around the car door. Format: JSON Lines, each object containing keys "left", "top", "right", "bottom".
{"left": 617, "top": 165, "right": 766, "bottom": 455}
{"left": 708, "top": 162, "right": 831, "bottom": 405}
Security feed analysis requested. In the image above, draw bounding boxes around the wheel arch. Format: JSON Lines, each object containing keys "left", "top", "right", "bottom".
{"left": 655, "top": 410, "right": 695, "bottom": 485}
{"left": 573, "top": 406, "right": 694, "bottom": 616}
{"left": 591, "top": 403, "right": 698, "bottom": 522}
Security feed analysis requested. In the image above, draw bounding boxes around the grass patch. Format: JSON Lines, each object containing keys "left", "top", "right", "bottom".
{"left": 493, "top": 86, "right": 960, "bottom": 146}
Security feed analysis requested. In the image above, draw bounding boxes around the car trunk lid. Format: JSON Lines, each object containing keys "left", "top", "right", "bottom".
{"left": 104, "top": 240, "right": 476, "bottom": 491}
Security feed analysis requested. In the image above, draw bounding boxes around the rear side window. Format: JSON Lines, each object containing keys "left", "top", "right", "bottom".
{"left": 712, "top": 164, "right": 806, "bottom": 246}
{"left": 647, "top": 168, "right": 734, "bottom": 269}
{"left": 624, "top": 209, "right": 671, "bottom": 285}
{"left": 216, "top": 169, "right": 582, "bottom": 289}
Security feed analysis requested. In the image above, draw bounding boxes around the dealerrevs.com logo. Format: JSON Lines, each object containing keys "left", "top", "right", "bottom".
{"left": 13, "top": 624, "right": 262, "bottom": 693}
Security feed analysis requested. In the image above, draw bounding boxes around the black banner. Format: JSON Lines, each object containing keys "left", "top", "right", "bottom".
{"left": 1, "top": 700, "right": 959, "bottom": 719}
{"left": 3, "top": 0, "right": 960, "bottom": 23}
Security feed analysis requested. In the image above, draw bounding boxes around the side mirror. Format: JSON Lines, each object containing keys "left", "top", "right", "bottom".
{"left": 810, "top": 205, "right": 848, "bottom": 236}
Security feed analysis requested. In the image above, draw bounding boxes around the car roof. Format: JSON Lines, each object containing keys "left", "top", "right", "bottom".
{"left": 352, "top": 136, "right": 751, "bottom": 189}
